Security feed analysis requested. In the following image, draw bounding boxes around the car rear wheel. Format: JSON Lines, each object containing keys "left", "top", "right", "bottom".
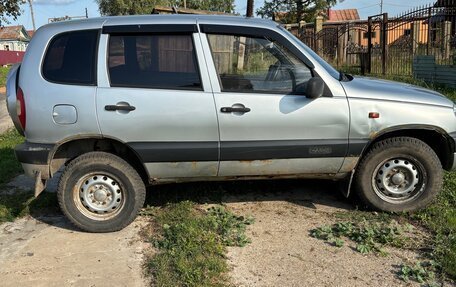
{"left": 354, "top": 137, "right": 442, "bottom": 212}
{"left": 57, "top": 152, "right": 146, "bottom": 232}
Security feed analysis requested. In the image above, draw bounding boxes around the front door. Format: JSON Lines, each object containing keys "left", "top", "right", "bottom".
{"left": 201, "top": 26, "right": 350, "bottom": 177}
{"left": 96, "top": 25, "right": 219, "bottom": 180}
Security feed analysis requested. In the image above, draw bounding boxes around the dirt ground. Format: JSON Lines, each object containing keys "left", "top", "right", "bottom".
{"left": 223, "top": 181, "right": 427, "bottom": 287}
{"left": 0, "top": 175, "right": 149, "bottom": 287}
{"left": 1, "top": 176, "right": 450, "bottom": 286}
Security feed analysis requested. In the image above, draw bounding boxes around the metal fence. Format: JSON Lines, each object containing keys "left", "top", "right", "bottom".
{"left": 286, "top": 0, "right": 456, "bottom": 77}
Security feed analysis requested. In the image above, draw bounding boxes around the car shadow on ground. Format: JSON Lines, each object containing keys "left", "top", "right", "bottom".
{"left": 27, "top": 178, "right": 355, "bottom": 232}
{"left": 145, "top": 179, "right": 354, "bottom": 211}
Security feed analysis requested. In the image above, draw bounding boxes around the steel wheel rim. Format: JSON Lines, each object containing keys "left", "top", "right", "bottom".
{"left": 372, "top": 157, "right": 426, "bottom": 204}
{"left": 73, "top": 173, "right": 125, "bottom": 220}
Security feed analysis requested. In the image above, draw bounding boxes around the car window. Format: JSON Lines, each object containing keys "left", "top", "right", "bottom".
{"left": 108, "top": 34, "right": 202, "bottom": 90}
{"left": 43, "top": 30, "right": 98, "bottom": 85}
{"left": 207, "top": 34, "right": 312, "bottom": 94}
{"left": 278, "top": 25, "right": 340, "bottom": 80}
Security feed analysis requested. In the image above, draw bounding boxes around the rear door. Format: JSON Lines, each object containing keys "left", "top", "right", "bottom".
{"left": 200, "top": 25, "right": 350, "bottom": 177}
{"left": 96, "top": 24, "right": 219, "bottom": 179}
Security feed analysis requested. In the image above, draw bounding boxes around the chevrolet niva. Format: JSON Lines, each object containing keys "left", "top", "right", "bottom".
{"left": 6, "top": 15, "right": 456, "bottom": 232}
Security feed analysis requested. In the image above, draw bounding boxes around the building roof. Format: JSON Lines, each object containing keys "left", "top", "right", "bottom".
{"left": 27, "top": 30, "right": 35, "bottom": 38}
{"left": 0, "top": 25, "right": 30, "bottom": 41}
{"left": 327, "top": 9, "right": 360, "bottom": 22}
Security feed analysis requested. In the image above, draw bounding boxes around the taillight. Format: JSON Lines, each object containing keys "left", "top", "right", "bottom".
{"left": 16, "top": 87, "right": 26, "bottom": 130}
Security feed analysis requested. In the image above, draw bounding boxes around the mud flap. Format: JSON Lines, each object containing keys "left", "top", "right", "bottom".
{"left": 339, "top": 170, "right": 355, "bottom": 198}
{"left": 34, "top": 171, "right": 47, "bottom": 197}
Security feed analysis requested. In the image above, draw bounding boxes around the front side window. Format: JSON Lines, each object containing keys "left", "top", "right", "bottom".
{"left": 207, "top": 34, "right": 312, "bottom": 93}
{"left": 43, "top": 30, "right": 98, "bottom": 85}
{"left": 108, "top": 34, "right": 202, "bottom": 90}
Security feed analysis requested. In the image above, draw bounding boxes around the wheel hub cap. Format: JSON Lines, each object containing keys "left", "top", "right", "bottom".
{"left": 373, "top": 158, "right": 424, "bottom": 202}
{"left": 78, "top": 174, "right": 123, "bottom": 215}
{"left": 94, "top": 188, "right": 108, "bottom": 202}
{"left": 391, "top": 172, "right": 405, "bottom": 185}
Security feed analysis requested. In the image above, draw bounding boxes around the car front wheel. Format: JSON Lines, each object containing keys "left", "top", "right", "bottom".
{"left": 354, "top": 137, "right": 443, "bottom": 212}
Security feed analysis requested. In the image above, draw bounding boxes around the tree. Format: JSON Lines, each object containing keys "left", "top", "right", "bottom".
{"left": 96, "top": 0, "right": 163, "bottom": 16}
{"left": 0, "top": 0, "right": 21, "bottom": 25}
{"left": 257, "top": 0, "right": 338, "bottom": 23}
{"left": 96, "top": 0, "right": 235, "bottom": 16}
{"left": 184, "top": 0, "right": 234, "bottom": 12}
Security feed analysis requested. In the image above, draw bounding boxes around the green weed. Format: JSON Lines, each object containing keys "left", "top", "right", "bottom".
{"left": 142, "top": 201, "right": 253, "bottom": 287}
{"left": 310, "top": 220, "right": 411, "bottom": 255}
{"left": 399, "top": 261, "right": 437, "bottom": 285}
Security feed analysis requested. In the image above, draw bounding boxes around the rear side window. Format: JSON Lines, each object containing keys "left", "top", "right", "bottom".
{"left": 43, "top": 30, "right": 99, "bottom": 85}
{"left": 108, "top": 34, "right": 201, "bottom": 90}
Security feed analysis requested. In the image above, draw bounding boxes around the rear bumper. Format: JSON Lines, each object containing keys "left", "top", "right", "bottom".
{"left": 15, "top": 142, "right": 54, "bottom": 179}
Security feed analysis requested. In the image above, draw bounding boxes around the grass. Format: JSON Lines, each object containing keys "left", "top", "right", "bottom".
{"left": 0, "top": 129, "right": 24, "bottom": 186}
{"left": 0, "top": 129, "right": 59, "bottom": 223}
{"left": 0, "top": 191, "right": 59, "bottom": 224}
{"left": 0, "top": 66, "right": 10, "bottom": 87}
{"left": 141, "top": 201, "right": 253, "bottom": 287}
{"left": 413, "top": 172, "right": 456, "bottom": 280}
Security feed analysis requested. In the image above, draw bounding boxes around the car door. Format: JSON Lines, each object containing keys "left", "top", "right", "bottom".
{"left": 200, "top": 24, "right": 350, "bottom": 177}
{"left": 96, "top": 24, "right": 219, "bottom": 179}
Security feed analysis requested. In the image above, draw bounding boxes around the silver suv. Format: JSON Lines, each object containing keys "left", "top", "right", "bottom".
{"left": 6, "top": 15, "right": 456, "bottom": 232}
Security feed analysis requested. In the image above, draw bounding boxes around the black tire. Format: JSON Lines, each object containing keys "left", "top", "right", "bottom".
{"left": 57, "top": 152, "right": 146, "bottom": 232}
{"left": 354, "top": 137, "right": 442, "bottom": 212}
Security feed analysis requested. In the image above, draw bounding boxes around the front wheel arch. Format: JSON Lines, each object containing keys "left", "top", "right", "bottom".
{"left": 358, "top": 126, "right": 454, "bottom": 171}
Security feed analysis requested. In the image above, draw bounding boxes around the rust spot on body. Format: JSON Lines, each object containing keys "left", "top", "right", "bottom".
{"left": 239, "top": 159, "right": 272, "bottom": 164}
{"left": 369, "top": 130, "right": 379, "bottom": 139}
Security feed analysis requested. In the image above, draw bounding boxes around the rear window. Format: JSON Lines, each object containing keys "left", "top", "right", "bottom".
{"left": 43, "top": 30, "right": 98, "bottom": 85}
{"left": 108, "top": 34, "right": 201, "bottom": 90}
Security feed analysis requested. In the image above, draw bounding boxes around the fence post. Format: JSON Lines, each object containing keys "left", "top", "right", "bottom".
{"left": 337, "top": 24, "right": 348, "bottom": 67}
{"left": 367, "top": 16, "right": 372, "bottom": 74}
{"left": 444, "top": 20, "right": 452, "bottom": 59}
{"left": 299, "top": 20, "right": 306, "bottom": 38}
{"left": 412, "top": 20, "right": 421, "bottom": 55}
{"left": 426, "top": 7, "right": 432, "bottom": 55}
{"left": 381, "top": 13, "right": 388, "bottom": 75}
{"left": 315, "top": 16, "right": 323, "bottom": 53}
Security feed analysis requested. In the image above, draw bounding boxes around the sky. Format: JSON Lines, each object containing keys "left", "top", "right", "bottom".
{"left": 7, "top": 0, "right": 438, "bottom": 31}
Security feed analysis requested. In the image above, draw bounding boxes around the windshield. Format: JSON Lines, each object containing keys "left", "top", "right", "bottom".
{"left": 278, "top": 25, "right": 341, "bottom": 80}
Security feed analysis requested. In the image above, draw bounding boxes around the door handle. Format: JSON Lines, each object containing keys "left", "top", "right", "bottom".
{"left": 220, "top": 106, "right": 251, "bottom": 113}
{"left": 105, "top": 104, "right": 136, "bottom": 111}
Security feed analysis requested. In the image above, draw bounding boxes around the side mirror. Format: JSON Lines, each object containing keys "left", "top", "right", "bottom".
{"left": 306, "top": 77, "right": 325, "bottom": 99}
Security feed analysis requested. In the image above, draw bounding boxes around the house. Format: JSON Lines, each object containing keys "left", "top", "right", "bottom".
{"left": 27, "top": 30, "right": 35, "bottom": 38}
{"left": 275, "top": 8, "right": 360, "bottom": 23}
{"left": 0, "top": 25, "right": 31, "bottom": 52}
{"left": 326, "top": 8, "right": 360, "bottom": 22}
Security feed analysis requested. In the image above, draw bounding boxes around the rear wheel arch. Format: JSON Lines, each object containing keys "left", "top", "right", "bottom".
{"left": 49, "top": 136, "right": 150, "bottom": 185}
{"left": 359, "top": 125, "right": 455, "bottom": 171}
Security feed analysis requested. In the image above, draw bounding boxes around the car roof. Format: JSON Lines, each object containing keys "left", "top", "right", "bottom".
{"left": 43, "top": 14, "right": 278, "bottom": 31}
